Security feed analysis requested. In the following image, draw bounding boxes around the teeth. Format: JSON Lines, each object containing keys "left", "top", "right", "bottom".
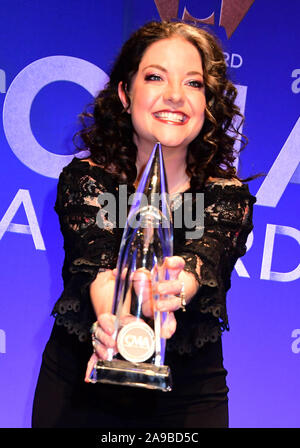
{"left": 154, "top": 111, "right": 186, "bottom": 122}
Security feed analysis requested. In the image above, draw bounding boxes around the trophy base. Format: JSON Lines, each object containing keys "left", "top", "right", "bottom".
{"left": 89, "top": 359, "right": 172, "bottom": 392}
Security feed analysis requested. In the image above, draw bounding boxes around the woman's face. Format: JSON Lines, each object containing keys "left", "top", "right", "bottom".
{"left": 118, "top": 37, "right": 206, "bottom": 154}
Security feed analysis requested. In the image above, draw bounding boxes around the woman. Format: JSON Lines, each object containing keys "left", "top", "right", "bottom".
{"left": 32, "top": 20, "right": 255, "bottom": 428}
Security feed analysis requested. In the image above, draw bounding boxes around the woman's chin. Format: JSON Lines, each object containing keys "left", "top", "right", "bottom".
{"left": 152, "top": 132, "right": 192, "bottom": 151}
{"left": 159, "top": 140, "right": 187, "bottom": 152}
{"left": 151, "top": 134, "right": 185, "bottom": 149}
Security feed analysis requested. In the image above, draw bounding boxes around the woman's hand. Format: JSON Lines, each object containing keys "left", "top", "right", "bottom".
{"left": 85, "top": 255, "right": 187, "bottom": 382}
{"left": 156, "top": 255, "right": 186, "bottom": 312}
{"left": 134, "top": 256, "right": 186, "bottom": 338}
{"left": 84, "top": 312, "right": 135, "bottom": 382}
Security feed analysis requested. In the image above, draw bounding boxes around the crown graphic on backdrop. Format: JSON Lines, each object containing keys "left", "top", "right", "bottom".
{"left": 154, "top": 0, "right": 255, "bottom": 38}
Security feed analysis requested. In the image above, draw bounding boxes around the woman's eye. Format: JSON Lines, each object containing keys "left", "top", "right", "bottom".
{"left": 144, "top": 73, "right": 162, "bottom": 81}
{"left": 187, "top": 80, "right": 204, "bottom": 89}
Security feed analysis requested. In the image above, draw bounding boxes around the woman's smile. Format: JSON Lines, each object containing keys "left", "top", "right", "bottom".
{"left": 152, "top": 110, "right": 189, "bottom": 125}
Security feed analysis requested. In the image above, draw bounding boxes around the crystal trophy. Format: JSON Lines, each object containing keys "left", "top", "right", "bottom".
{"left": 89, "top": 143, "right": 173, "bottom": 391}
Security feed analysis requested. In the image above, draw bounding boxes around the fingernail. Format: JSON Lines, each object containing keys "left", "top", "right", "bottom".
{"left": 156, "top": 302, "right": 166, "bottom": 311}
{"left": 158, "top": 285, "right": 167, "bottom": 294}
{"left": 109, "top": 339, "right": 116, "bottom": 348}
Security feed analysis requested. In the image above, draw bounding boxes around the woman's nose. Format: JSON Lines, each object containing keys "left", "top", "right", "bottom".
{"left": 163, "top": 82, "right": 184, "bottom": 104}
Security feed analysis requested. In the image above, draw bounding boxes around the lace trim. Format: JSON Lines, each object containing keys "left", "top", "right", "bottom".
{"left": 54, "top": 314, "right": 89, "bottom": 343}
{"left": 166, "top": 315, "right": 224, "bottom": 355}
{"left": 69, "top": 257, "right": 113, "bottom": 274}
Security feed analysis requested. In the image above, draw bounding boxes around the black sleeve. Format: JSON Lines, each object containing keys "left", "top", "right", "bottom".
{"left": 51, "top": 159, "right": 121, "bottom": 342}
{"left": 168, "top": 181, "right": 256, "bottom": 354}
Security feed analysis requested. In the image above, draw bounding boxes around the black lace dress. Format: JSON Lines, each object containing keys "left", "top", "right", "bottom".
{"left": 32, "top": 157, "right": 255, "bottom": 428}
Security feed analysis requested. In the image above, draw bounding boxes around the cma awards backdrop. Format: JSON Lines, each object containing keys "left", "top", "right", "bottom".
{"left": 0, "top": 0, "right": 299, "bottom": 428}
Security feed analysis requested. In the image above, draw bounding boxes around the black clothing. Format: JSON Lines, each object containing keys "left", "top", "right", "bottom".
{"left": 32, "top": 325, "right": 229, "bottom": 428}
{"left": 32, "top": 157, "right": 255, "bottom": 428}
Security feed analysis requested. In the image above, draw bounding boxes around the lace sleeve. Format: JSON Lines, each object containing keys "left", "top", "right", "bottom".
{"left": 51, "top": 158, "right": 121, "bottom": 342}
{"left": 168, "top": 180, "right": 256, "bottom": 354}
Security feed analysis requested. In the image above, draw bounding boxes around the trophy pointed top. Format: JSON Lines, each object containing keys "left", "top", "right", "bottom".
{"left": 128, "top": 142, "right": 169, "bottom": 217}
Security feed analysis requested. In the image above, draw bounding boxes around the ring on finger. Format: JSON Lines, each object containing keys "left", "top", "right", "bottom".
{"left": 90, "top": 321, "right": 98, "bottom": 335}
{"left": 91, "top": 321, "right": 104, "bottom": 340}
{"left": 91, "top": 335, "right": 101, "bottom": 353}
{"left": 176, "top": 282, "right": 186, "bottom": 312}
{"left": 91, "top": 321, "right": 102, "bottom": 351}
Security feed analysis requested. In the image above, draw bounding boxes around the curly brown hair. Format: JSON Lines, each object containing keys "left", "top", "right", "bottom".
{"left": 75, "top": 21, "right": 247, "bottom": 190}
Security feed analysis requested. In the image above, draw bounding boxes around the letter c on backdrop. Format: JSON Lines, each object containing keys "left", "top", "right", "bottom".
{"left": 2, "top": 56, "right": 109, "bottom": 178}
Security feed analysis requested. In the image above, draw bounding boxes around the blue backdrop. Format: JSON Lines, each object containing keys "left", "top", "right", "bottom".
{"left": 0, "top": 0, "right": 299, "bottom": 428}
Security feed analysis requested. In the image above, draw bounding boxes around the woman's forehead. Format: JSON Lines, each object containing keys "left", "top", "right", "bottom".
{"left": 138, "top": 37, "right": 203, "bottom": 72}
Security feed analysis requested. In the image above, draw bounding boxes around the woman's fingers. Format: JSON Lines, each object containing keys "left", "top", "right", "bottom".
{"left": 93, "top": 325, "right": 116, "bottom": 349}
{"left": 161, "top": 312, "right": 177, "bottom": 339}
{"left": 92, "top": 337, "right": 117, "bottom": 360}
{"left": 154, "top": 278, "right": 183, "bottom": 312}
{"left": 112, "top": 260, "right": 185, "bottom": 317}
{"left": 133, "top": 268, "right": 153, "bottom": 317}
{"left": 132, "top": 269, "right": 152, "bottom": 296}
{"left": 97, "top": 313, "right": 116, "bottom": 335}
{"left": 157, "top": 279, "right": 183, "bottom": 296}
{"left": 91, "top": 313, "right": 118, "bottom": 361}
{"left": 142, "top": 278, "right": 184, "bottom": 314}
{"left": 84, "top": 353, "right": 98, "bottom": 382}
{"left": 156, "top": 295, "right": 181, "bottom": 312}
{"left": 141, "top": 296, "right": 154, "bottom": 317}
{"left": 164, "top": 256, "right": 185, "bottom": 280}
{"left": 119, "top": 313, "right": 139, "bottom": 327}
{"left": 89, "top": 258, "right": 185, "bottom": 373}
{"left": 84, "top": 346, "right": 117, "bottom": 382}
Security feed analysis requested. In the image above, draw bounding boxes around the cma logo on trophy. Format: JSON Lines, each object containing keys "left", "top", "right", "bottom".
{"left": 154, "top": 0, "right": 255, "bottom": 38}
{"left": 117, "top": 322, "right": 156, "bottom": 364}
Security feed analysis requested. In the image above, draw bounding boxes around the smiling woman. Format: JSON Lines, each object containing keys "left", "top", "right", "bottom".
{"left": 32, "top": 20, "right": 255, "bottom": 429}
{"left": 74, "top": 21, "right": 247, "bottom": 191}
{"left": 117, "top": 37, "right": 206, "bottom": 189}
